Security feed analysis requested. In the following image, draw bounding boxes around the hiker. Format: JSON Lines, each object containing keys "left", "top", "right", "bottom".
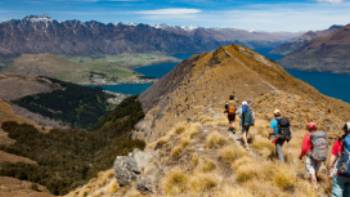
{"left": 238, "top": 101, "right": 254, "bottom": 148}
{"left": 269, "top": 109, "right": 289, "bottom": 162}
{"left": 328, "top": 122, "right": 350, "bottom": 197}
{"left": 299, "top": 122, "right": 328, "bottom": 188}
{"left": 224, "top": 95, "right": 236, "bottom": 133}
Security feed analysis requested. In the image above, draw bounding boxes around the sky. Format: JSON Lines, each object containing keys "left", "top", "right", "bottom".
{"left": 0, "top": 0, "right": 350, "bottom": 32}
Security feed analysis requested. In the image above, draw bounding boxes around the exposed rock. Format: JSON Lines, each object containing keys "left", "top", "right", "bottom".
{"left": 114, "top": 149, "right": 155, "bottom": 192}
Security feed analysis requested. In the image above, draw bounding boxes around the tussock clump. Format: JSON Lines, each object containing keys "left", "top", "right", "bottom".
{"left": 205, "top": 132, "right": 227, "bottom": 149}
{"left": 219, "top": 145, "right": 246, "bottom": 163}
{"left": 180, "top": 137, "right": 191, "bottom": 148}
{"left": 235, "top": 163, "right": 260, "bottom": 183}
{"left": 171, "top": 137, "right": 191, "bottom": 159}
{"left": 162, "top": 168, "right": 189, "bottom": 195}
{"left": 184, "top": 123, "right": 200, "bottom": 139}
{"left": 171, "top": 146, "right": 184, "bottom": 159}
{"left": 251, "top": 135, "right": 274, "bottom": 157}
{"left": 295, "top": 181, "right": 318, "bottom": 197}
{"left": 231, "top": 156, "right": 254, "bottom": 171}
{"left": 214, "top": 185, "right": 254, "bottom": 197}
{"left": 107, "top": 179, "right": 119, "bottom": 193}
{"left": 175, "top": 126, "right": 186, "bottom": 135}
{"left": 190, "top": 173, "right": 218, "bottom": 193}
{"left": 272, "top": 165, "right": 297, "bottom": 191}
{"left": 199, "top": 158, "right": 216, "bottom": 172}
{"left": 191, "top": 153, "right": 200, "bottom": 167}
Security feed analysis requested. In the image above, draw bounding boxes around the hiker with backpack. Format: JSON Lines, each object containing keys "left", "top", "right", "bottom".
{"left": 238, "top": 101, "right": 254, "bottom": 148}
{"left": 328, "top": 122, "right": 350, "bottom": 197}
{"left": 224, "top": 95, "right": 237, "bottom": 133}
{"left": 299, "top": 122, "right": 328, "bottom": 188}
{"left": 269, "top": 109, "right": 291, "bottom": 162}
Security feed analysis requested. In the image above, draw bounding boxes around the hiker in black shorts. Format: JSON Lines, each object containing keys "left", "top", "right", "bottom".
{"left": 224, "top": 95, "right": 236, "bottom": 133}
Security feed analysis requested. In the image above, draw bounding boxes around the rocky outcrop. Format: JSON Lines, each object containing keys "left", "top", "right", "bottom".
{"left": 114, "top": 150, "right": 156, "bottom": 193}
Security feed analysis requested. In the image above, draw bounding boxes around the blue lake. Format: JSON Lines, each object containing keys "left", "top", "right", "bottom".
{"left": 287, "top": 69, "right": 350, "bottom": 103}
{"left": 98, "top": 83, "right": 153, "bottom": 95}
{"left": 134, "top": 61, "right": 178, "bottom": 79}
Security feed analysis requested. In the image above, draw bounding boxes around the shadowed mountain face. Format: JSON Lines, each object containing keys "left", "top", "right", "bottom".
{"left": 278, "top": 24, "right": 350, "bottom": 73}
{"left": 0, "top": 16, "right": 300, "bottom": 57}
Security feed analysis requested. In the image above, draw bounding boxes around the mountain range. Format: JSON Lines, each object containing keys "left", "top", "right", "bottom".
{"left": 277, "top": 24, "right": 350, "bottom": 73}
{"left": 0, "top": 16, "right": 299, "bottom": 57}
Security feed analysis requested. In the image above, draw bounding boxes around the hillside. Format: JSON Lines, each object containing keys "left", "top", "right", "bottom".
{"left": 279, "top": 24, "right": 350, "bottom": 73}
{"left": 0, "top": 75, "right": 114, "bottom": 128}
{"left": 0, "top": 97, "right": 145, "bottom": 195}
{"left": 66, "top": 44, "right": 350, "bottom": 197}
{"left": 272, "top": 25, "right": 343, "bottom": 56}
{"left": 1, "top": 53, "right": 179, "bottom": 84}
{"left": 0, "top": 99, "right": 54, "bottom": 197}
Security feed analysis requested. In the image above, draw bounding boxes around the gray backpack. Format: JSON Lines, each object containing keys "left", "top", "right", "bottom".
{"left": 310, "top": 131, "right": 328, "bottom": 161}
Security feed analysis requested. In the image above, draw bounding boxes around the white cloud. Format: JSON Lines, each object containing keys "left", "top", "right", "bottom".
{"left": 316, "top": 0, "right": 344, "bottom": 4}
{"left": 137, "top": 8, "right": 202, "bottom": 15}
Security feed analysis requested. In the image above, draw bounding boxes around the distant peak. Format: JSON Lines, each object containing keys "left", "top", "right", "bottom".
{"left": 23, "top": 15, "right": 52, "bottom": 23}
{"left": 328, "top": 24, "right": 343, "bottom": 30}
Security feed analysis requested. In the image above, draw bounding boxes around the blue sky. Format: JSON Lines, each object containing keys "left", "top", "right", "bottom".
{"left": 0, "top": 0, "right": 350, "bottom": 32}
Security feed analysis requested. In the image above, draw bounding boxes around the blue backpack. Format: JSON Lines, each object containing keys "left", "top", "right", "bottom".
{"left": 242, "top": 107, "right": 254, "bottom": 126}
{"left": 337, "top": 134, "right": 350, "bottom": 176}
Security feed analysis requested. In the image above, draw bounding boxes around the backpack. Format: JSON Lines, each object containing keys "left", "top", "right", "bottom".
{"left": 228, "top": 103, "right": 236, "bottom": 114}
{"left": 310, "top": 131, "right": 328, "bottom": 161}
{"left": 242, "top": 108, "right": 254, "bottom": 126}
{"left": 337, "top": 134, "right": 350, "bottom": 176}
{"left": 277, "top": 118, "right": 292, "bottom": 142}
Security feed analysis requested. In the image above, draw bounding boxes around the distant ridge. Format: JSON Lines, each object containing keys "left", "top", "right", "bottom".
{"left": 0, "top": 16, "right": 300, "bottom": 56}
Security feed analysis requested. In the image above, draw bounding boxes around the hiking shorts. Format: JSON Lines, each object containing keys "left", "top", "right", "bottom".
{"left": 305, "top": 156, "right": 322, "bottom": 176}
{"left": 227, "top": 113, "right": 236, "bottom": 123}
{"left": 241, "top": 125, "right": 250, "bottom": 133}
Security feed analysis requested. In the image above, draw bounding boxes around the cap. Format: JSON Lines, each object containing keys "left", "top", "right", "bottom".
{"left": 307, "top": 122, "right": 317, "bottom": 131}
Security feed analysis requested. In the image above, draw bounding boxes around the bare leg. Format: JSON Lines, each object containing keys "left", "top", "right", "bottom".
{"left": 242, "top": 126, "right": 249, "bottom": 148}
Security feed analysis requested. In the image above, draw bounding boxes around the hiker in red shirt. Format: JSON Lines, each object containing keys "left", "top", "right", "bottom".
{"left": 299, "top": 122, "right": 328, "bottom": 188}
{"left": 328, "top": 122, "right": 350, "bottom": 197}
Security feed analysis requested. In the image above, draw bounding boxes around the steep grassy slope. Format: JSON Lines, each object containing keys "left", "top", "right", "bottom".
{"left": 66, "top": 44, "right": 350, "bottom": 197}
{"left": 0, "top": 97, "right": 145, "bottom": 195}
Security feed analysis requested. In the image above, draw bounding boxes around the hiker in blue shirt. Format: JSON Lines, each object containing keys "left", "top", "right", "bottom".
{"left": 270, "top": 109, "right": 285, "bottom": 162}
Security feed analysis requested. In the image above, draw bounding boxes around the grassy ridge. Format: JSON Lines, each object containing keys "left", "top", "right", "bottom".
{"left": 0, "top": 97, "right": 145, "bottom": 195}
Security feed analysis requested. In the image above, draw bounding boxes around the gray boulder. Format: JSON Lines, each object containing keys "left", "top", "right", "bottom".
{"left": 113, "top": 149, "right": 155, "bottom": 192}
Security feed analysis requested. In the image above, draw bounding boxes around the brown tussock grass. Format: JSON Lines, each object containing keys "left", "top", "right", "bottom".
{"left": 199, "top": 158, "right": 216, "bottom": 172}
{"left": 235, "top": 163, "right": 261, "bottom": 183}
{"left": 213, "top": 185, "right": 254, "bottom": 197}
{"left": 175, "top": 126, "right": 185, "bottom": 135}
{"left": 251, "top": 135, "right": 274, "bottom": 155}
{"left": 191, "top": 153, "right": 200, "bottom": 168}
{"left": 272, "top": 164, "right": 297, "bottom": 191}
{"left": 205, "top": 132, "right": 227, "bottom": 149}
{"left": 162, "top": 168, "right": 190, "bottom": 195}
{"left": 190, "top": 173, "right": 219, "bottom": 193}
{"left": 218, "top": 145, "right": 246, "bottom": 163}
